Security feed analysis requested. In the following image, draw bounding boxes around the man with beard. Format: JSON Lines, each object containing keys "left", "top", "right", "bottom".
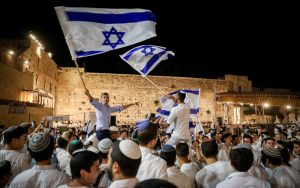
{"left": 107, "top": 140, "right": 141, "bottom": 188}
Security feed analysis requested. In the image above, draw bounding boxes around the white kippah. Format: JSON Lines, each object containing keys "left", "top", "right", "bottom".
{"left": 87, "top": 146, "right": 99, "bottom": 154}
{"left": 109, "top": 126, "right": 119, "bottom": 132}
{"left": 119, "top": 140, "right": 141, "bottom": 160}
{"left": 232, "top": 143, "right": 252, "bottom": 150}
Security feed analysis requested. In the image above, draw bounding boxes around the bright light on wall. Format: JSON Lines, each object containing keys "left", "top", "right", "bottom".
{"left": 263, "top": 103, "right": 270, "bottom": 108}
{"left": 286, "top": 105, "right": 291, "bottom": 109}
{"left": 47, "top": 52, "right": 52, "bottom": 58}
{"left": 8, "top": 50, "right": 14, "bottom": 55}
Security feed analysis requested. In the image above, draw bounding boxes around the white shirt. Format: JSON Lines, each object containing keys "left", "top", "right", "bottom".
{"left": 9, "top": 165, "right": 70, "bottom": 188}
{"left": 290, "top": 157, "right": 300, "bottom": 173}
{"left": 87, "top": 133, "right": 99, "bottom": 149}
{"left": 180, "top": 162, "right": 200, "bottom": 188}
{"left": 167, "top": 103, "right": 190, "bottom": 140}
{"left": 216, "top": 172, "right": 270, "bottom": 188}
{"left": 0, "top": 149, "right": 31, "bottom": 181}
{"left": 167, "top": 166, "right": 192, "bottom": 188}
{"left": 136, "top": 146, "right": 168, "bottom": 181}
{"left": 270, "top": 165, "right": 300, "bottom": 188}
{"left": 248, "top": 165, "right": 269, "bottom": 180}
{"left": 109, "top": 178, "right": 138, "bottom": 188}
{"left": 56, "top": 148, "right": 71, "bottom": 172}
{"left": 58, "top": 185, "right": 88, "bottom": 188}
{"left": 217, "top": 143, "right": 231, "bottom": 161}
{"left": 195, "top": 160, "right": 233, "bottom": 188}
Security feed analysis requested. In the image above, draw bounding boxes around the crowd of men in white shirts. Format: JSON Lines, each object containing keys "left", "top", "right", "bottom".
{"left": 1, "top": 91, "right": 300, "bottom": 188}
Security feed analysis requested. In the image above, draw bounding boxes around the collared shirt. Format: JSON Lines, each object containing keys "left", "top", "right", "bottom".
{"left": 195, "top": 160, "right": 233, "bottom": 188}
{"left": 270, "top": 165, "right": 300, "bottom": 188}
{"left": 290, "top": 157, "right": 300, "bottom": 173}
{"left": 136, "top": 146, "right": 168, "bottom": 181}
{"left": 109, "top": 178, "right": 138, "bottom": 188}
{"left": 0, "top": 149, "right": 31, "bottom": 181}
{"left": 87, "top": 133, "right": 99, "bottom": 149}
{"left": 167, "top": 103, "right": 190, "bottom": 140}
{"left": 56, "top": 148, "right": 71, "bottom": 172}
{"left": 167, "top": 166, "right": 193, "bottom": 188}
{"left": 91, "top": 99, "right": 123, "bottom": 131}
{"left": 9, "top": 165, "right": 70, "bottom": 188}
{"left": 180, "top": 162, "right": 200, "bottom": 188}
{"left": 216, "top": 172, "right": 270, "bottom": 188}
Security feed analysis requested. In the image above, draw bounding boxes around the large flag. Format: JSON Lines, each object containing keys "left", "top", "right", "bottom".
{"left": 55, "top": 7, "right": 157, "bottom": 59}
{"left": 120, "top": 45, "right": 174, "bottom": 77}
{"left": 156, "top": 89, "right": 200, "bottom": 120}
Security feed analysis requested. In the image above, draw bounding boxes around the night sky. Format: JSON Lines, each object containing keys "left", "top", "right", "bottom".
{"left": 1, "top": 1, "right": 298, "bottom": 91}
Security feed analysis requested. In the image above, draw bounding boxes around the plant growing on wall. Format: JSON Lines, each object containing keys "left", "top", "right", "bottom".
{"left": 206, "top": 109, "right": 211, "bottom": 115}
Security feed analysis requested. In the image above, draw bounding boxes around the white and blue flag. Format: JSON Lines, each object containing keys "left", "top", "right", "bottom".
{"left": 156, "top": 89, "right": 200, "bottom": 120}
{"left": 120, "top": 45, "right": 175, "bottom": 77}
{"left": 55, "top": 7, "right": 157, "bottom": 59}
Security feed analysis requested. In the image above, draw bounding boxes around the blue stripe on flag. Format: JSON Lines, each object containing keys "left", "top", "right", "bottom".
{"left": 156, "top": 108, "right": 170, "bottom": 116}
{"left": 190, "top": 108, "right": 199, "bottom": 114}
{"left": 66, "top": 11, "right": 156, "bottom": 24}
{"left": 123, "top": 46, "right": 146, "bottom": 60}
{"left": 169, "top": 90, "right": 199, "bottom": 95}
{"left": 75, "top": 51, "right": 104, "bottom": 57}
{"left": 141, "top": 50, "right": 167, "bottom": 74}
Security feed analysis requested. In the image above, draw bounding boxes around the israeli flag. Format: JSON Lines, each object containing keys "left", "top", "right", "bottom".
{"left": 120, "top": 45, "right": 175, "bottom": 77}
{"left": 55, "top": 7, "right": 157, "bottom": 59}
{"left": 156, "top": 89, "right": 200, "bottom": 120}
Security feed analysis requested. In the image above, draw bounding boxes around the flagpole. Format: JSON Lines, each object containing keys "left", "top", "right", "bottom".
{"left": 143, "top": 76, "right": 165, "bottom": 93}
{"left": 73, "top": 59, "right": 87, "bottom": 90}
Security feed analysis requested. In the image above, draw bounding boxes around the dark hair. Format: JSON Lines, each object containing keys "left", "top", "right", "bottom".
{"left": 0, "top": 160, "right": 11, "bottom": 178}
{"left": 71, "top": 150, "right": 99, "bottom": 179}
{"left": 261, "top": 150, "right": 282, "bottom": 166}
{"left": 160, "top": 150, "right": 176, "bottom": 167}
{"left": 201, "top": 141, "right": 218, "bottom": 158}
{"left": 3, "top": 126, "right": 27, "bottom": 144}
{"left": 134, "top": 178, "right": 177, "bottom": 188}
{"left": 176, "top": 142, "right": 189, "bottom": 157}
{"left": 69, "top": 140, "right": 83, "bottom": 155}
{"left": 279, "top": 148, "right": 291, "bottom": 167}
{"left": 243, "top": 135, "right": 253, "bottom": 144}
{"left": 222, "top": 133, "right": 232, "bottom": 140}
{"left": 101, "top": 92, "right": 109, "bottom": 97}
{"left": 138, "top": 123, "right": 158, "bottom": 146}
{"left": 29, "top": 137, "right": 55, "bottom": 162}
{"left": 111, "top": 141, "right": 141, "bottom": 177}
{"left": 57, "top": 137, "right": 68, "bottom": 149}
{"left": 230, "top": 148, "right": 253, "bottom": 172}
{"left": 294, "top": 140, "right": 300, "bottom": 147}
{"left": 176, "top": 92, "right": 186, "bottom": 102}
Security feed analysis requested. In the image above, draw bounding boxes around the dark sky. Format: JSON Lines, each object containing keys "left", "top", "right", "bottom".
{"left": 1, "top": 1, "right": 299, "bottom": 91}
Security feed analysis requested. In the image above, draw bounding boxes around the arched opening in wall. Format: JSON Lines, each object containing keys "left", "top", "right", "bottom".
{"left": 238, "top": 86, "right": 242, "bottom": 92}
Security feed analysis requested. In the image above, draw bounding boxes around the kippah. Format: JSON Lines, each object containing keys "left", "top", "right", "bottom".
{"left": 232, "top": 143, "right": 252, "bottom": 150}
{"left": 119, "top": 140, "right": 141, "bottom": 159}
{"left": 87, "top": 146, "right": 99, "bottom": 154}
{"left": 263, "top": 147, "right": 281, "bottom": 159}
{"left": 161, "top": 144, "right": 175, "bottom": 152}
{"left": 72, "top": 149, "right": 86, "bottom": 155}
{"left": 109, "top": 126, "right": 119, "bottom": 132}
{"left": 29, "top": 132, "right": 51, "bottom": 152}
{"left": 3, "top": 126, "right": 21, "bottom": 135}
{"left": 136, "top": 119, "right": 151, "bottom": 131}
{"left": 98, "top": 138, "right": 113, "bottom": 153}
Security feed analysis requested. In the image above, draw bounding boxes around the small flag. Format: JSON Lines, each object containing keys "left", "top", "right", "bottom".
{"left": 55, "top": 7, "right": 157, "bottom": 59}
{"left": 120, "top": 45, "right": 175, "bottom": 77}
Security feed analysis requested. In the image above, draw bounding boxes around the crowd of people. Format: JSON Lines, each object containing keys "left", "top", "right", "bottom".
{"left": 1, "top": 91, "right": 300, "bottom": 188}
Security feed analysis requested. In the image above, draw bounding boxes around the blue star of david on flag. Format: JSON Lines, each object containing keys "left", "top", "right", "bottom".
{"left": 102, "top": 27, "right": 125, "bottom": 49}
{"left": 141, "top": 46, "right": 155, "bottom": 56}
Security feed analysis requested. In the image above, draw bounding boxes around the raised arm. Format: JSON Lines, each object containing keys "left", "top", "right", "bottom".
{"left": 122, "top": 102, "right": 140, "bottom": 110}
{"left": 85, "top": 89, "right": 94, "bottom": 102}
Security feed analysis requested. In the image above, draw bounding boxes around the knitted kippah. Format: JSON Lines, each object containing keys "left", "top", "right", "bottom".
{"left": 98, "top": 138, "right": 113, "bottom": 153}
{"left": 119, "top": 140, "right": 141, "bottom": 160}
{"left": 109, "top": 126, "right": 119, "bottom": 132}
{"left": 232, "top": 143, "right": 252, "bottom": 150}
{"left": 29, "top": 132, "right": 51, "bottom": 152}
{"left": 263, "top": 147, "right": 281, "bottom": 159}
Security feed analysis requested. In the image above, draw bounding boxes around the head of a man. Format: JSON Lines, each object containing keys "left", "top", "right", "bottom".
{"left": 101, "top": 93, "right": 109, "bottom": 105}
{"left": 176, "top": 92, "right": 186, "bottom": 103}
{"left": 243, "top": 135, "right": 253, "bottom": 145}
{"left": 28, "top": 132, "right": 55, "bottom": 162}
{"left": 3, "top": 126, "right": 27, "bottom": 150}
{"left": 293, "top": 141, "right": 300, "bottom": 156}
{"left": 230, "top": 144, "right": 253, "bottom": 172}
{"left": 137, "top": 122, "right": 158, "bottom": 149}
{"left": 107, "top": 140, "right": 141, "bottom": 181}
{"left": 264, "top": 137, "right": 275, "bottom": 148}
{"left": 71, "top": 150, "right": 100, "bottom": 186}
{"left": 201, "top": 140, "right": 219, "bottom": 159}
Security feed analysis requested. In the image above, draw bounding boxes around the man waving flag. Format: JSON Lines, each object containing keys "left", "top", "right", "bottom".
{"left": 55, "top": 7, "right": 157, "bottom": 59}
{"left": 120, "top": 45, "right": 175, "bottom": 77}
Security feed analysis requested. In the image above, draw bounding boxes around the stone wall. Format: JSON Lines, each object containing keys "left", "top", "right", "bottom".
{"left": 56, "top": 68, "right": 228, "bottom": 125}
{"left": 225, "top": 75, "right": 252, "bottom": 92}
{"left": 0, "top": 105, "right": 53, "bottom": 127}
{"left": 0, "top": 63, "right": 33, "bottom": 101}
